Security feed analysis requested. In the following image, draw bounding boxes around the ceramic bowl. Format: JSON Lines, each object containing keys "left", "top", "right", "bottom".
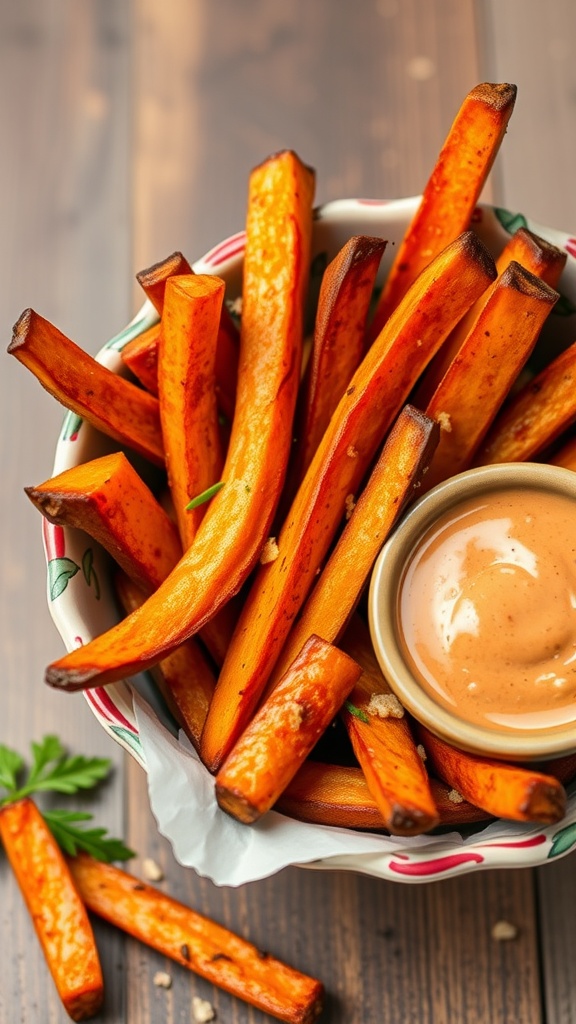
{"left": 44, "top": 197, "right": 576, "bottom": 882}
{"left": 369, "top": 462, "right": 576, "bottom": 761}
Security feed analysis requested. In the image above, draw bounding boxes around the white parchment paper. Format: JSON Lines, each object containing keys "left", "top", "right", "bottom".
{"left": 133, "top": 693, "right": 542, "bottom": 886}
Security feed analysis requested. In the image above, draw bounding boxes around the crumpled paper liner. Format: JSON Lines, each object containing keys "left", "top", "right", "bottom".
{"left": 133, "top": 693, "right": 539, "bottom": 886}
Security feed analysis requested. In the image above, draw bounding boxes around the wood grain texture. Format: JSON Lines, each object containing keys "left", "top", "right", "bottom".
{"left": 0, "top": 1, "right": 129, "bottom": 1021}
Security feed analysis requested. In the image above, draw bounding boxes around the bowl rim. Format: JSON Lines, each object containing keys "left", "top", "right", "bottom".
{"left": 369, "top": 461, "right": 576, "bottom": 760}
{"left": 43, "top": 194, "right": 576, "bottom": 883}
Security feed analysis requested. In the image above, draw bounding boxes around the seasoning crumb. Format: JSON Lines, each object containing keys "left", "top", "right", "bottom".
{"left": 345, "top": 494, "right": 356, "bottom": 520}
{"left": 192, "top": 996, "right": 216, "bottom": 1022}
{"left": 416, "top": 744, "right": 427, "bottom": 762}
{"left": 142, "top": 858, "right": 164, "bottom": 882}
{"left": 491, "top": 920, "right": 518, "bottom": 942}
{"left": 153, "top": 971, "right": 172, "bottom": 989}
{"left": 367, "top": 693, "right": 405, "bottom": 719}
{"left": 447, "top": 788, "right": 464, "bottom": 804}
{"left": 437, "top": 411, "right": 452, "bottom": 433}
{"left": 260, "top": 537, "right": 279, "bottom": 565}
{"left": 228, "top": 296, "right": 243, "bottom": 316}
{"left": 346, "top": 445, "right": 359, "bottom": 459}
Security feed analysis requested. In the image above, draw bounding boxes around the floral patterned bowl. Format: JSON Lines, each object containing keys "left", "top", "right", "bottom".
{"left": 44, "top": 197, "right": 576, "bottom": 883}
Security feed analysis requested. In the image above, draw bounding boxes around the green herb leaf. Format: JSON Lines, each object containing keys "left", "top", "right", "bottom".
{"left": 28, "top": 754, "right": 111, "bottom": 795}
{"left": 344, "top": 701, "right": 370, "bottom": 724}
{"left": 0, "top": 745, "right": 25, "bottom": 794}
{"left": 43, "top": 809, "right": 134, "bottom": 863}
{"left": 27, "top": 735, "right": 66, "bottom": 786}
{"left": 185, "top": 481, "right": 225, "bottom": 511}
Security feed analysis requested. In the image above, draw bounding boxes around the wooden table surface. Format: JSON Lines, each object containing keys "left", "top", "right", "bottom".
{"left": 2, "top": 2, "right": 576, "bottom": 1021}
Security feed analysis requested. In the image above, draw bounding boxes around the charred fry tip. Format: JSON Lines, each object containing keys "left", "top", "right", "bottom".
{"left": 252, "top": 148, "right": 316, "bottom": 179}
{"left": 136, "top": 251, "right": 190, "bottom": 286}
{"left": 511, "top": 227, "right": 568, "bottom": 265}
{"left": 347, "top": 235, "right": 388, "bottom": 264}
{"left": 389, "top": 804, "right": 440, "bottom": 837}
{"left": 8, "top": 307, "right": 34, "bottom": 352}
{"left": 458, "top": 230, "right": 497, "bottom": 281}
{"left": 215, "top": 784, "right": 260, "bottom": 824}
{"left": 499, "top": 261, "right": 560, "bottom": 302}
{"left": 522, "top": 780, "right": 567, "bottom": 824}
{"left": 45, "top": 664, "right": 99, "bottom": 692}
{"left": 470, "top": 82, "right": 517, "bottom": 110}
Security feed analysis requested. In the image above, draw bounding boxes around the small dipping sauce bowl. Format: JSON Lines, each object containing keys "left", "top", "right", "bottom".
{"left": 369, "top": 462, "right": 576, "bottom": 761}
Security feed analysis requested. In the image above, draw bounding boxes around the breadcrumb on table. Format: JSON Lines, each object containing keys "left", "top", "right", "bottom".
{"left": 192, "top": 996, "right": 216, "bottom": 1022}
{"left": 142, "top": 857, "right": 164, "bottom": 882}
{"left": 491, "top": 920, "right": 518, "bottom": 941}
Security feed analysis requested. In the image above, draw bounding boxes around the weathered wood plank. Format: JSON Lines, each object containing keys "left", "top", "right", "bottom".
{"left": 0, "top": 1, "right": 130, "bottom": 1021}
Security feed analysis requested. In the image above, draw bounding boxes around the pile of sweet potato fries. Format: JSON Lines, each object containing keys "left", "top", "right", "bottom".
{"left": 13, "top": 81, "right": 576, "bottom": 846}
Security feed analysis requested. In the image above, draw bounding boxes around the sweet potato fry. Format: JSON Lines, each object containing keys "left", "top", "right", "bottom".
{"left": 418, "top": 725, "right": 566, "bottom": 823}
{"left": 159, "top": 275, "right": 225, "bottom": 547}
{"left": 115, "top": 571, "right": 215, "bottom": 752}
{"left": 415, "top": 226, "right": 567, "bottom": 407}
{"left": 476, "top": 340, "right": 576, "bottom": 465}
{"left": 8, "top": 309, "right": 164, "bottom": 466}
{"left": 277, "top": 761, "right": 490, "bottom": 829}
{"left": 201, "top": 231, "right": 496, "bottom": 771}
{"left": 136, "top": 250, "right": 239, "bottom": 420}
{"left": 551, "top": 435, "right": 576, "bottom": 471}
{"left": 69, "top": 853, "right": 323, "bottom": 1024}
{"left": 46, "top": 149, "right": 315, "bottom": 692}
{"left": 290, "top": 235, "right": 386, "bottom": 489}
{"left": 26, "top": 451, "right": 234, "bottom": 667}
{"left": 369, "top": 82, "right": 516, "bottom": 338}
{"left": 339, "top": 618, "right": 439, "bottom": 835}
{"left": 120, "top": 323, "right": 161, "bottom": 395}
{"left": 215, "top": 637, "right": 362, "bottom": 824}
{"left": 269, "top": 405, "right": 439, "bottom": 688}
{"left": 26, "top": 452, "right": 182, "bottom": 594}
{"left": 422, "top": 262, "right": 558, "bottom": 489}
{"left": 0, "top": 799, "right": 103, "bottom": 1021}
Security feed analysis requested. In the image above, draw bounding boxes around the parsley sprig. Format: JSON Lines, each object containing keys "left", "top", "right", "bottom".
{"left": 0, "top": 736, "right": 133, "bottom": 862}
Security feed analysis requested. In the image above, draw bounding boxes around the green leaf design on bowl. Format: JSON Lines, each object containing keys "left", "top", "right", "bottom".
{"left": 82, "top": 548, "right": 101, "bottom": 600}
{"left": 548, "top": 821, "right": 576, "bottom": 858}
{"left": 48, "top": 557, "right": 80, "bottom": 601}
{"left": 61, "top": 410, "right": 83, "bottom": 442}
{"left": 494, "top": 207, "right": 529, "bottom": 235}
{"left": 109, "top": 725, "right": 144, "bottom": 761}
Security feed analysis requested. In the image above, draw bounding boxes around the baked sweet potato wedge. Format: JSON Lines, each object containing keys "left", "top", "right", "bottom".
{"left": 415, "top": 226, "right": 567, "bottom": 408}
{"left": 69, "top": 853, "right": 324, "bottom": 1024}
{"left": 369, "top": 82, "right": 516, "bottom": 338}
{"left": 26, "top": 451, "right": 234, "bottom": 667}
{"left": 276, "top": 761, "right": 490, "bottom": 830}
{"left": 159, "top": 274, "right": 224, "bottom": 547}
{"left": 201, "top": 231, "right": 496, "bottom": 771}
{"left": 418, "top": 725, "right": 566, "bottom": 823}
{"left": 269, "top": 405, "right": 438, "bottom": 687}
{"left": 215, "top": 636, "right": 361, "bottom": 823}
{"left": 120, "top": 323, "right": 161, "bottom": 395}
{"left": 26, "top": 451, "right": 182, "bottom": 593}
{"left": 0, "top": 799, "right": 103, "bottom": 1021}
{"left": 136, "top": 250, "right": 239, "bottom": 420}
{"left": 8, "top": 309, "right": 164, "bottom": 466}
{"left": 45, "top": 149, "right": 315, "bottom": 693}
{"left": 115, "top": 571, "right": 215, "bottom": 752}
{"left": 290, "top": 235, "right": 386, "bottom": 489}
{"left": 339, "top": 618, "right": 438, "bottom": 835}
{"left": 422, "top": 263, "right": 558, "bottom": 489}
{"left": 476, "top": 340, "right": 576, "bottom": 465}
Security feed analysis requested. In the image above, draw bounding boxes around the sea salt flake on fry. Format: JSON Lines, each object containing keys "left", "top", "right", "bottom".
{"left": 367, "top": 693, "right": 405, "bottom": 719}
{"left": 260, "top": 537, "right": 279, "bottom": 565}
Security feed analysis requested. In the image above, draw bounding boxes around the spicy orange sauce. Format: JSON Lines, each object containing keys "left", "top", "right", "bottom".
{"left": 398, "top": 488, "right": 576, "bottom": 731}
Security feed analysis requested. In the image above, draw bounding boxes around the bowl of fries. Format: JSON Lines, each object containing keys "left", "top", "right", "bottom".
{"left": 15, "top": 85, "right": 576, "bottom": 882}
{"left": 25, "top": 188, "right": 576, "bottom": 883}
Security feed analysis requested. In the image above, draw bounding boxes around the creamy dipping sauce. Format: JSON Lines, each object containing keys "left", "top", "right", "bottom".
{"left": 399, "top": 488, "right": 576, "bottom": 731}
